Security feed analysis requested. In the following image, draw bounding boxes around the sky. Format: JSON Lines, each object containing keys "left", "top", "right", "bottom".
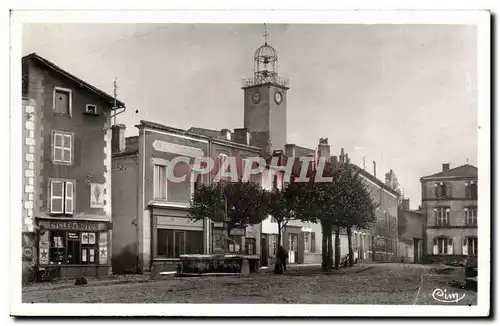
{"left": 22, "top": 23, "right": 478, "bottom": 208}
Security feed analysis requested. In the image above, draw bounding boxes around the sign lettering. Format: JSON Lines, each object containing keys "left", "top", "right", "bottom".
{"left": 39, "top": 220, "right": 101, "bottom": 231}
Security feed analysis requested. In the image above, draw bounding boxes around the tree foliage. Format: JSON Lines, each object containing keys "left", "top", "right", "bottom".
{"left": 188, "top": 180, "right": 270, "bottom": 236}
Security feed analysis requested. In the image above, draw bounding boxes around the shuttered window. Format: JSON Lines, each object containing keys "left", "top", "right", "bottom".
{"left": 50, "top": 180, "right": 74, "bottom": 215}
{"left": 433, "top": 237, "right": 453, "bottom": 255}
{"left": 311, "top": 232, "right": 316, "bottom": 253}
{"left": 434, "top": 207, "right": 451, "bottom": 226}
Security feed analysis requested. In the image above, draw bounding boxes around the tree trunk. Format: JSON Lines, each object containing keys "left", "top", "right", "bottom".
{"left": 327, "top": 224, "right": 334, "bottom": 270}
{"left": 334, "top": 227, "right": 341, "bottom": 269}
{"left": 274, "top": 223, "right": 283, "bottom": 274}
{"left": 347, "top": 227, "right": 354, "bottom": 266}
{"left": 321, "top": 223, "right": 328, "bottom": 271}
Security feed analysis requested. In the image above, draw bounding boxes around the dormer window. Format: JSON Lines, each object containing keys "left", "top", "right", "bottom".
{"left": 85, "top": 104, "right": 98, "bottom": 115}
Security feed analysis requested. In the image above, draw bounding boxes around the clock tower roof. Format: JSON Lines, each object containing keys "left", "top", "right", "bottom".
{"left": 241, "top": 23, "right": 289, "bottom": 89}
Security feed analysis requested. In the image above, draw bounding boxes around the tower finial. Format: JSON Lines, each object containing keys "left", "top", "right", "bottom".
{"left": 263, "top": 23, "right": 269, "bottom": 45}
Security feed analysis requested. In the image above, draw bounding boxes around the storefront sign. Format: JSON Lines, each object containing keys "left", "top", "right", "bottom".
{"left": 68, "top": 232, "right": 79, "bottom": 240}
{"left": 90, "top": 183, "right": 106, "bottom": 208}
{"left": 230, "top": 227, "right": 246, "bottom": 236}
{"left": 38, "top": 220, "right": 102, "bottom": 231}
{"left": 152, "top": 140, "right": 204, "bottom": 157}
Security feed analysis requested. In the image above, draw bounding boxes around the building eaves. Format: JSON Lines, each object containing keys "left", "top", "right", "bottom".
{"left": 23, "top": 53, "right": 125, "bottom": 108}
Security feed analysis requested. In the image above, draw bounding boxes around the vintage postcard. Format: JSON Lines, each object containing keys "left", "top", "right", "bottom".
{"left": 9, "top": 9, "right": 490, "bottom": 317}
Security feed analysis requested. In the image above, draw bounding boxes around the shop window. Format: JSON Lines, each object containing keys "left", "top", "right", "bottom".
{"left": 47, "top": 231, "right": 100, "bottom": 265}
{"left": 49, "top": 179, "right": 74, "bottom": 215}
{"left": 81, "top": 232, "right": 97, "bottom": 264}
{"left": 229, "top": 235, "right": 243, "bottom": 253}
{"left": 49, "top": 231, "right": 65, "bottom": 265}
{"left": 157, "top": 229, "right": 203, "bottom": 258}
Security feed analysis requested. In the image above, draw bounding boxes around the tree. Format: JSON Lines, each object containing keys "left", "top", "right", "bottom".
{"left": 339, "top": 166, "right": 378, "bottom": 266}
{"left": 266, "top": 182, "right": 304, "bottom": 274}
{"left": 188, "top": 180, "right": 270, "bottom": 252}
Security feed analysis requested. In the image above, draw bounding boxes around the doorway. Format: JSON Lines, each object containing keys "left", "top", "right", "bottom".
{"left": 261, "top": 235, "right": 268, "bottom": 267}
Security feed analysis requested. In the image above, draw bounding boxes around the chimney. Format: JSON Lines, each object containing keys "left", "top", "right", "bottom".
{"left": 402, "top": 198, "right": 410, "bottom": 211}
{"left": 373, "top": 161, "right": 377, "bottom": 178}
{"left": 442, "top": 163, "right": 450, "bottom": 172}
{"left": 233, "top": 128, "right": 251, "bottom": 145}
{"left": 345, "top": 153, "right": 349, "bottom": 164}
{"left": 317, "top": 138, "right": 330, "bottom": 158}
{"left": 221, "top": 129, "right": 232, "bottom": 140}
{"left": 111, "top": 124, "right": 126, "bottom": 153}
{"left": 285, "top": 144, "right": 296, "bottom": 157}
{"left": 340, "top": 148, "right": 345, "bottom": 163}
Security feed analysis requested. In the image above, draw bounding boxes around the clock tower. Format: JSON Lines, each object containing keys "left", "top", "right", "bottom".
{"left": 242, "top": 25, "right": 289, "bottom": 153}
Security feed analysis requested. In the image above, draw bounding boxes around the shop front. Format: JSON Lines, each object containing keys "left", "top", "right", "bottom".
{"left": 36, "top": 219, "right": 111, "bottom": 278}
{"left": 151, "top": 207, "right": 206, "bottom": 272}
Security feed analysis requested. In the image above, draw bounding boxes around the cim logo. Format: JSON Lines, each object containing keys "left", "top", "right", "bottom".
{"left": 432, "top": 288, "right": 466, "bottom": 303}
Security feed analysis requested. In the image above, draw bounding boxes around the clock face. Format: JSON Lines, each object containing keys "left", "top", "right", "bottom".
{"left": 252, "top": 91, "right": 261, "bottom": 104}
{"left": 274, "top": 91, "right": 283, "bottom": 105}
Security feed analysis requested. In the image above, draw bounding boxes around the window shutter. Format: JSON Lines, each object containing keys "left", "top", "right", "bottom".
{"left": 433, "top": 238, "right": 438, "bottom": 255}
{"left": 446, "top": 185, "right": 451, "bottom": 198}
{"left": 445, "top": 208, "right": 451, "bottom": 225}
{"left": 447, "top": 238, "right": 453, "bottom": 255}
{"left": 311, "top": 232, "right": 316, "bottom": 253}
{"left": 65, "top": 181, "right": 74, "bottom": 214}
{"left": 50, "top": 180, "right": 64, "bottom": 214}
{"left": 433, "top": 208, "right": 438, "bottom": 225}
{"left": 434, "top": 184, "right": 439, "bottom": 198}
{"left": 463, "top": 238, "right": 468, "bottom": 256}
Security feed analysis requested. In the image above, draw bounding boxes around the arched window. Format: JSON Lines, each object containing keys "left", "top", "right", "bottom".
{"left": 433, "top": 236, "right": 453, "bottom": 255}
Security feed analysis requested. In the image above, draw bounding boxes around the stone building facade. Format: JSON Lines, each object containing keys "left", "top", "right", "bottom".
{"left": 420, "top": 163, "right": 478, "bottom": 263}
{"left": 22, "top": 53, "right": 125, "bottom": 278}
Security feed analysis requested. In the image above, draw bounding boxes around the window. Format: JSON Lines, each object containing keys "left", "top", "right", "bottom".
{"left": 218, "top": 154, "right": 229, "bottom": 178}
{"left": 47, "top": 231, "right": 102, "bottom": 265}
{"left": 433, "top": 237, "right": 453, "bottom": 255}
{"left": 246, "top": 238, "right": 256, "bottom": 255}
{"left": 271, "top": 235, "right": 277, "bottom": 256}
{"left": 154, "top": 164, "right": 167, "bottom": 200}
{"left": 303, "top": 232, "right": 310, "bottom": 253}
{"left": 466, "top": 181, "right": 478, "bottom": 199}
{"left": 434, "top": 182, "right": 451, "bottom": 198}
{"left": 156, "top": 229, "right": 203, "bottom": 258}
{"left": 50, "top": 180, "right": 74, "bottom": 215}
{"left": 167, "top": 160, "right": 193, "bottom": 203}
{"left": 81, "top": 232, "right": 97, "bottom": 264}
{"left": 434, "top": 207, "right": 450, "bottom": 226}
{"left": 465, "top": 207, "right": 477, "bottom": 226}
{"left": 85, "top": 104, "right": 98, "bottom": 115}
{"left": 463, "top": 237, "right": 478, "bottom": 256}
{"left": 53, "top": 87, "right": 72, "bottom": 115}
{"left": 52, "top": 131, "right": 72, "bottom": 164}
{"left": 49, "top": 231, "right": 66, "bottom": 264}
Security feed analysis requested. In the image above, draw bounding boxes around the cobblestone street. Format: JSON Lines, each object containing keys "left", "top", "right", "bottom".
{"left": 22, "top": 264, "right": 477, "bottom": 305}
